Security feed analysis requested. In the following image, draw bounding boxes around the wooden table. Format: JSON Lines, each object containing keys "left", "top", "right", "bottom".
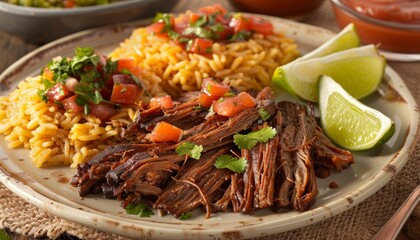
{"left": 1, "top": 0, "right": 419, "bottom": 239}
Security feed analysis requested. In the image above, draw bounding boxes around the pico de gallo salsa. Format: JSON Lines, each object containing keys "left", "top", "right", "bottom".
{"left": 38, "top": 47, "right": 145, "bottom": 122}
{"left": 199, "top": 78, "right": 256, "bottom": 117}
{"left": 144, "top": 77, "right": 257, "bottom": 143}
{"left": 147, "top": 4, "right": 274, "bottom": 55}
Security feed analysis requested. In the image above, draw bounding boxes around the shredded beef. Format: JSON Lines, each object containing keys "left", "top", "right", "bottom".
{"left": 71, "top": 87, "right": 354, "bottom": 218}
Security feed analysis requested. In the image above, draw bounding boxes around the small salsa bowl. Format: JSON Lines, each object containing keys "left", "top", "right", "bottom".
{"left": 229, "top": 0, "right": 325, "bottom": 20}
{"left": 330, "top": 0, "right": 420, "bottom": 55}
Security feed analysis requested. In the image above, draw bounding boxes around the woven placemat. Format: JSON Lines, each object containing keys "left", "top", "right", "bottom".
{"left": 1, "top": 1, "right": 420, "bottom": 239}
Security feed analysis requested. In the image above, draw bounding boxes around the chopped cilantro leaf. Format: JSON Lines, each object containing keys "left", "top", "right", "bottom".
{"left": 207, "top": 14, "right": 217, "bottom": 25}
{"left": 168, "top": 30, "right": 180, "bottom": 40}
{"left": 153, "top": 12, "right": 173, "bottom": 26}
{"left": 233, "top": 127, "right": 277, "bottom": 150}
{"left": 179, "top": 212, "right": 193, "bottom": 220}
{"left": 176, "top": 142, "right": 203, "bottom": 160}
{"left": 0, "top": 229, "right": 11, "bottom": 240}
{"left": 205, "top": 47, "right": 212, "bottom": 53}
{"left": 126, "top": 203, "right": 154, "bottom": 217}
{"left": 214, "top": 155, "right": 247, "bottom": 173}
{"left": 40, "top": 77, "right": 55, "bottom": 88}
{"left": 223, "top": 92, "right": 235, "bottom": 97}
{"left": 178, "top": 37, "right": 191, "bottom": 43}
{"left": 209, "top": 23, "right": 224, "bottom": 33}
{"left": 183, "top": 27, "right": 214, "bottom": 39}
{"left": 105, "top": 58, "right": 117, "bottom": 74}
{"left": 230, "top": 30, "right": 251, "bottom": 41}
{"left": 74, "top": 47, "right": 94, "bottom": 58}
{"left": 191, "top": 15, "right": 207, "bottom": 27}
{"left": 47, "top": 58, "right": 70, "bottom": 82}
{"left": 70, "top": 47, "right": 98, "bottom": 74}
{"left": 120, "top": 69, "right": 142, "bottom": 86}
{"left": 258, "top": 108, "right": 271, "bottom": 121}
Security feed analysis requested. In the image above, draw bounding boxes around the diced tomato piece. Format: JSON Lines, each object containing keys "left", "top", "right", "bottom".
{"left": 189, "top": 12, "right": 201, "bottom": 24}
{"left": 117, "top": 59, "right": 136, "bottom": 73}
{"left": 229, "top": 16, "right": 250, "bottom": 33}
{"left": 189, "top": 38, "right": 213, "bottom": 54}
{"left": 212, "top": 96, "right": 243, "bottom": 117}
{"left": 201, "top": 78, "right": 230, "bottom": 97}
{"left": 174, "top": 15, "right": 188, "bottom": 34}
{"left": 112, "top": 74, "right": 136, "bottom": 85}
{"left": 199, "top": 4, "right": 228, "bottom": 16}
{"left": 146, "top": 121, "right": 183, "bottom": 143}
{"left": 62, "top": 95, "right": 83, "bottom": 113}
{"left": 216, "top": 13, "right": 232, "bottom": 25}
{"left": 83, "top": 65, "right": 94, "bottom": 72}
{"left": 46, "top": 83, "right": 70, "bottom": 103}
{"left": 216, "top": 26, "right": 233, "bottom": 41}
{"left": 149, "top": 95, "right": 174, "bottom": 109}
{"left": 63, "top": 0, "right": 75, "bottom": 8}
{"left": 111, "top": 83, "right": 143, "bottom": 104}
{"left": 145, "top": 133, "right": 170, "bottom": 143}
{"left": 238, "top": 92, "right": 257, "bottom": 108}
{"left": 89, "top": 102, "right": 115, "bottom": 123}
{"left": 213, "top": 92, "right": 256, "bottom": 117}
{"left": 42, "top": 68, "right": 54, "bottom": 81}
{"left": 199, "top": 92, "right": 220, "bottom": 108}
{"left": 249, "top": 17, "right": 273, "bottom": 35}
{"left": 146, "top": 22, "right": 168, "bottom": 38}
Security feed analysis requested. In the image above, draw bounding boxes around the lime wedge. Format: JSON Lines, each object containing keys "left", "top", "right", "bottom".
{"left": 319, "top": 75, "right": 395, "bottom": 151}
{"left": 273, "top": 24, "right": 360, "bottom": 98}
{"left": 300, "top": 23, "right": 360, "bottom": 61}
{"left": 273, "top": 45, "right": 386, "bottom": 102}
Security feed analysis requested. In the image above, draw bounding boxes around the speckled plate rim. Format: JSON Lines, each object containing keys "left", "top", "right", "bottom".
{"left": 0, "top": 15, "right": 419, "bottom": 240}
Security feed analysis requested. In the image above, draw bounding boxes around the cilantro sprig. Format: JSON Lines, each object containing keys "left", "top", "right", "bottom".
{"left": 258, "top": 108, "right": 271, "bottom": 121}
{"left": 0, "top": 229, "right": 11, "bottom": 240}
{"left": 126, "top": 202, "right": 154, "bottom": 218}
{"left": 214, "top": 155, "right": 247, "bottom": 173}
{"left": 233, "top": 127, "right": 277, "bottom": 150}
{"left": 179, "top": 212, "right": 193, "bottom": 220}
{"left": 38, "top": 47, "right": 110, "bottom": 108}
{"left": 176, "top": 142, "right": 203, "bottom": 160}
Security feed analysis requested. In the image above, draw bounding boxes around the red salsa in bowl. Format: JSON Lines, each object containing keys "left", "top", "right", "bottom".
{"left": 331, "top": 0, "right": 420, "bottom": 54}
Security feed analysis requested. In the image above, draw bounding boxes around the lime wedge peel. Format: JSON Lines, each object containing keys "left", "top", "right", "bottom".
{"left": 273, "top": 44, "right": 386, "bottom": 102}
{"left": 319, "top": 75, "right": 395, "bottom": 151}
{"left": 300, "top": 23, "right": 360, "bottom": 61}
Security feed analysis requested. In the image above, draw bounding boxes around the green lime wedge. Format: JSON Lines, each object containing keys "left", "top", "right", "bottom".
{"left": 273, "top": 23, "right": 360, "bottom": 98}
{"left": 300, "top": 23, "right": 360, "bottom": 61}
{"left": 273, "top": 45, "right": 386, "bottom": 102}
{"left": 319, "top": 75, "right": 395, "bottom": 151}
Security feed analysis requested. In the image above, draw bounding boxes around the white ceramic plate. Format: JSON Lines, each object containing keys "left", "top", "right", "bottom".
{"left": 0, "top": 16, "right": 419, "bottom": 240}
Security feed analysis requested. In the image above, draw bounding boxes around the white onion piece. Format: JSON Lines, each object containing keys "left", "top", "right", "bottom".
{"left": 65, "top": 77, "right": 79, "bottom": 92}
